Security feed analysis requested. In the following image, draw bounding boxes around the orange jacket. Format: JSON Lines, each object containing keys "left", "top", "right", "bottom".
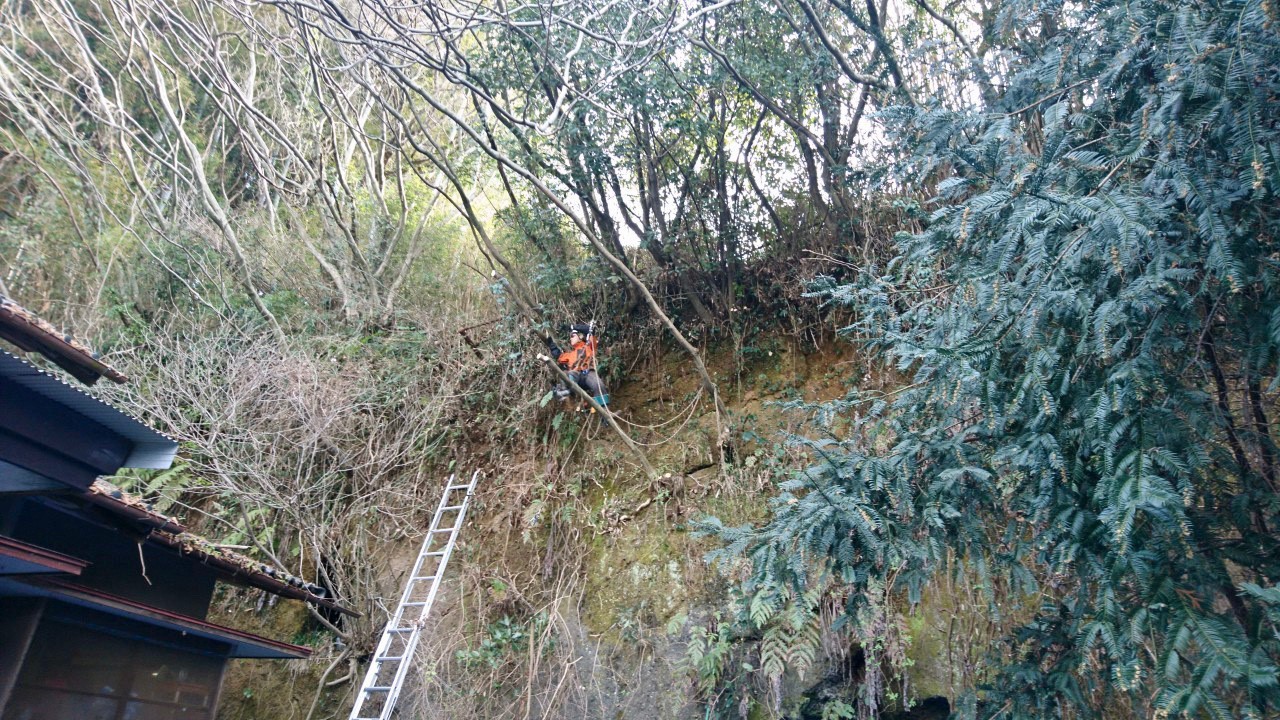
{"left": 558, "top": 336, "right": 596, "bottom": 372}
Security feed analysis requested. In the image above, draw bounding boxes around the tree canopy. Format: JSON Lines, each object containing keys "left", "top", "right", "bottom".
{"left": 709, "top": 0, "right": 1280, "bottom": 717}
{"left": 1, "top": 0, "right": 1277, "bottom": 717}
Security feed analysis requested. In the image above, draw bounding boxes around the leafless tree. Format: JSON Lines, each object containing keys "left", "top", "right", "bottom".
{"left": 261, "top": 0, "right": 733, "bottom": 428}
{"left": 0, "top": 0, "right": 473, "bottom": 329}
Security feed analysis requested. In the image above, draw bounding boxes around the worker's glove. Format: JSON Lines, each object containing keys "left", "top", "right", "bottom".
{"left": 536, "top": 353, "right": 551, "bottom": 362}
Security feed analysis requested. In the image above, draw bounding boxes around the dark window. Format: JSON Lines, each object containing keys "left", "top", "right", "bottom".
{"left": 3, "top": 618, "right": 222, "bottom": 720}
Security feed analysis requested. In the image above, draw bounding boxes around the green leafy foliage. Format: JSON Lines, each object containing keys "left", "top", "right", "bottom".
{"left": 820, "top": 698, "right": 855, "bottom": 720}
{"left": 708, "top": 0, "right": 1280, "bottom": 717}
{"left": 681, "top": 618, "right": 736, "bottom": 697}
{"left": 756, "top": 584, "right": 823, "bottom": 683}
{"left": 112, "top": 463, "right": 200, "bottom": 515}
{"left": 456, "top": 613, "right": 552, "bottom": 670}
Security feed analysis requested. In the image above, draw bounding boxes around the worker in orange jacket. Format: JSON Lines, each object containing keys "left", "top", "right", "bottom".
{"left": 542, "top": 323, "right": 607, "bottom": 406}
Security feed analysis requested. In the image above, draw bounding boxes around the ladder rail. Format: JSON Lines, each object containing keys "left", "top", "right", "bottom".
{"left": 377, "top": 474, "right": 472, "bottom": 709}
{"left": 349, "top": 470, "right": 480, "bottom": 720}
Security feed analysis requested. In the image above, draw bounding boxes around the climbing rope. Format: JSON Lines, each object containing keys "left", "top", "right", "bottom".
{"left": 608, "top": 387, "right": 707, "bottom": 448}
{"left": 553, "top": 316, "right": 712, "bottom": 449}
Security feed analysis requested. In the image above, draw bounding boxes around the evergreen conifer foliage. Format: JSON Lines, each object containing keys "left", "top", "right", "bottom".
{"left": 709, "top": 0, "right": 1280, "bottom": 716}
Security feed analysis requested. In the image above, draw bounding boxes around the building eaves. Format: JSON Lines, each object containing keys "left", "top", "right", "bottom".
{"left": 0, "top": 295, "right": 128, "bottom": 385}
{"left": 0, "top": 535, "right": 90, "bottom": 576}
{"left": 88, "top": 480, "right": 359, "bottom": 618}
{"left": 0, "top": 350, "right": 177, "bottom": 469}
{"left": 29, "top": 578, "right": 313, "bottom": 659}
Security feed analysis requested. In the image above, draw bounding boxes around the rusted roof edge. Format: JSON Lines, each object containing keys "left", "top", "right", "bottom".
{"left": 87, "top": 480, "right": 359, "bottom": 618}
{"left": 0, "top": 535, "right": 90, "bottom": 575}
{"left": 32, "top": 577, "right": 313, "bottom": 659}
{"left": 0, "top": 295, "right": 128, "bottom": 385}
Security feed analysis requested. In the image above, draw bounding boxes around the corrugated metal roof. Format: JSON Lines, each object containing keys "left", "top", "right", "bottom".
{"left": 0, "top": 350, "right": 177, "bottom": 469}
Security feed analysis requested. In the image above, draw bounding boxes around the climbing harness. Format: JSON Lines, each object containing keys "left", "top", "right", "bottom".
{"left": 544, "top": 321, "right": 609, "bottom": 410}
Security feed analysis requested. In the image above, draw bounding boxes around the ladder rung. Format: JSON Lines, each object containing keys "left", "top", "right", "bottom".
{"left": 353, "top": 472, "right": 478, "bottom": 720}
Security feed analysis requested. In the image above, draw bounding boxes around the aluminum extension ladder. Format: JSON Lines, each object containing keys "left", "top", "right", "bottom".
{"left": 349, "top": 470, "right": 481, "bottom": 720}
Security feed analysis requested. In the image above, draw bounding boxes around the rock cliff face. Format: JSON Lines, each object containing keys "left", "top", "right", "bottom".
{"left": 212, "top": 337, "right": 966, "bottom": 720}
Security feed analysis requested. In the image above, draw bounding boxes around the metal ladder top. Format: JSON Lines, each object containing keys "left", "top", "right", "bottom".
{"left": 349, "top": 470, "right": 481, "bottom": 720}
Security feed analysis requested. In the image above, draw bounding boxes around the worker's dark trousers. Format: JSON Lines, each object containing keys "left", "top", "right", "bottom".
{"left": 561, "top": 370, "right": 602, "bottom": 398}
{"left": 572, "top": 369, "right": 603, "bottom": 396}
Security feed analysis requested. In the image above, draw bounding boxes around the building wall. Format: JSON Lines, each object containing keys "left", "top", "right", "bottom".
{"left": 1, "top": 602, "right": 230, "bottom": 720}
{"left": 0, "top": 598, "right": 43, "bottom": 711}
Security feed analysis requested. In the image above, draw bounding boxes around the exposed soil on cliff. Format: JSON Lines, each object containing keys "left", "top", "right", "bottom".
{"left": 209, "top": 334, "right": 949, "bottom": 720}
